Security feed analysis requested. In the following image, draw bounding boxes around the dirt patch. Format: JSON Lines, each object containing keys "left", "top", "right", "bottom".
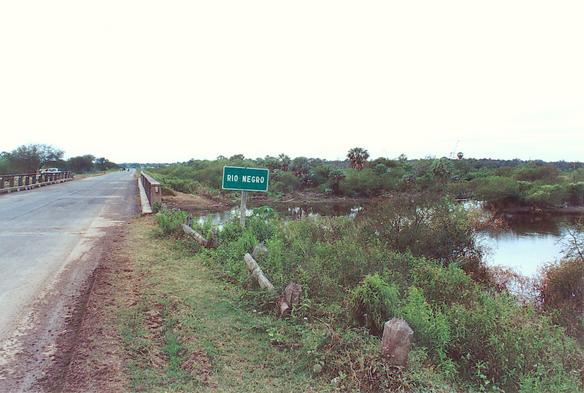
{"left": 163, "top": 191, "right": 230, "bottom": 212}
{"left": 180, "top": 347, "right": 214, "bottom": 387}
{"left": 44, "top": 224, "right": 135, "bottom": 393}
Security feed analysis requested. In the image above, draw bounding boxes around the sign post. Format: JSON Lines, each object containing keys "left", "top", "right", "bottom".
{"left": 240, "top": 191, "right": 248, "bottom": 227}
{"left": 222, "top": 166, "right": 269, "bottom": 227}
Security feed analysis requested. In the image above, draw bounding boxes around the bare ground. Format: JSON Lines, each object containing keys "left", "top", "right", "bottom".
{"left": 54, "top": 224, "right": 135, "bottom": 393}
{"left": 162, "top": 191, "right": 229, "bottom": 212}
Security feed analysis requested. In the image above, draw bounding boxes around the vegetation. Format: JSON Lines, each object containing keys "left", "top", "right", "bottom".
{"left": 155, "top": 194, "right": 584, "bottom": 392}
{"left": 0, "top": 143, "right": 118, "bottom": 175}
{"left": 119, "top": 217, "right": 329, "bottom": 392}
{"left": 148, "top": 149, "right": 584, "bottom": 210}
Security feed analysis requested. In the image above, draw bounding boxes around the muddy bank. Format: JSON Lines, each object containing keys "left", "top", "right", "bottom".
{"left": 498, "top": 206, "right": 584, "bottom": 215}
{"left": 162, "top": 191, "right": 230, "bottom": 212}
{"left": 164, "top": 190, "right": 373, "bottom": 213}
{"left": 249, "top": 190, "right": 372, "bottom": 205}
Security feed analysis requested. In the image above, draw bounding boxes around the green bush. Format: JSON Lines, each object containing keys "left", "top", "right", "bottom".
{"left": 524, "top": 184, "right": 567, "bottom": 207}
{"left": 566, "top": 182, "right": 584, "bottom": 206}
{"left": 472, "top": 176, "right": 520, "bottom": 204}
{"left": 155, "top": 208, "right": 188, "bottom": 236}
{"left": 349, "top": 274, "right": 400, "bottom": 335}
{"left": 271, "top": 171, "right": 300, "bottom": 194}
{"left": 514, "top": 163, "right": 559, "bottom": 183}
{"left": 399, "top": 287, "right": 450, "bottom": 363}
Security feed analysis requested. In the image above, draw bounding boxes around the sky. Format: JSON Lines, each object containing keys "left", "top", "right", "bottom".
{"left": 1, "top": 1, "right": 583, "bottom": 163}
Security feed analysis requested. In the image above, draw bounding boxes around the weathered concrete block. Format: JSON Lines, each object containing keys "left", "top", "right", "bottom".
{"left": 277, "top": 283, "right": 302, "bottom": 315}
{"left": 380, "top": 318, "right": 413, "bottom": 367}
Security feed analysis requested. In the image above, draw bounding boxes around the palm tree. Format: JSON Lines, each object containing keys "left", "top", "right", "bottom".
{"left": 347, "top": 147, "right": 369, "bottom": 170}
{"left": 328, "top": 168, "right": 345, "bottom": 195}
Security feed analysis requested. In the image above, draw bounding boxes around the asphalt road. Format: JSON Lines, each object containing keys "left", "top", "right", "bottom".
{"left": 0, "top": 171, "right": 137, "bottom": 371}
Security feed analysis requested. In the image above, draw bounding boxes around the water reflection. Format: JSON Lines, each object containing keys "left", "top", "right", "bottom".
{"left": 196, "top": 203, "right": 362, "bottom": 228}
{"left": 480, "top": 214, "right": 582, "bottom": 277}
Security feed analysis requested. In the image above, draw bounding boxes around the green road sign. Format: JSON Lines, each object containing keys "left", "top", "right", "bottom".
{"left": 222, "top": 166, "right": 269, "bottom": 192}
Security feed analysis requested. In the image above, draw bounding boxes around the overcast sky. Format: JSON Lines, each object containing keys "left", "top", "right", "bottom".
{"left": 1, "top": 1, "right": 583, "bottom": 163}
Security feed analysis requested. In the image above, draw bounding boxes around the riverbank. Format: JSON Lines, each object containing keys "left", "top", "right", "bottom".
{"left": 499, "top": 205, "right": 584, "bottom": 215}
{"left": 175, "top": 196, "right": 583, "bottom": 392}
{"left": 162, "top": 190, "right": 372, "bottom": 214}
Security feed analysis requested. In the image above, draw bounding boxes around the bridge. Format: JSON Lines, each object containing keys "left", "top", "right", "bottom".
{"left": 0, "top": 171, "right": 74, "bottom": 194}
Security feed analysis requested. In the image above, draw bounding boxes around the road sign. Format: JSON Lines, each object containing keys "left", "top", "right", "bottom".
{"left": 222, "top": 166, "right": 269, "bottom": 192}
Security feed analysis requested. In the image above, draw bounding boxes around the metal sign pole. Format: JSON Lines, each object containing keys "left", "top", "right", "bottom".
{"left": 240, "top": 190, "right": 248, "bottom": 228}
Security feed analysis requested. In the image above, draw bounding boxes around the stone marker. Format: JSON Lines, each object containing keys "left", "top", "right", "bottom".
{"left": 277, "top": 283, "right": 302, "bottom": 316}
{"left": 380, "top": 318, "right": 413, "bottom": 367}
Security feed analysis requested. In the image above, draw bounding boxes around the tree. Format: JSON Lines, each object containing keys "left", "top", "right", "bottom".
{"left": 328, "top": 168, "right": 345, "bottom": 195}
{"left": 347, "top": 147, "right": 369, "bottom": 170}
{"left": 5, "top": 144, "right": 64, "bottom": 173}
{"left": 67, "top": 155, "right": 95, "bottom": 173}
{"left": 278, "top": 154, "right": 291, "bottom": 171}
{"left": 263, "top": 156, "right": 280, "bottom": 172}
{"left": 229, "top": 154, "right": 245, "bottom": 161}
{"left": 431, "top": 158, "right": 452, "bottom": 182}
{"left": 291, "top": 157, "right": 310, "bottom": 177}
{"left": 94, "top": 157, "right": 118, "bottom": 171}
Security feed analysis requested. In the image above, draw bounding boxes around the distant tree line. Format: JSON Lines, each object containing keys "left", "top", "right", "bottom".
{"left": 0, "top": 144, "right": 118, "bottom": 175}
{"left": 147, "top": 147, "right": 584, "bottom": 208}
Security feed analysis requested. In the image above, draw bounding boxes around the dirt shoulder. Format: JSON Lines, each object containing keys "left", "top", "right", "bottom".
{"left": 51, "top": 224, "right": 135, "bottom": 393}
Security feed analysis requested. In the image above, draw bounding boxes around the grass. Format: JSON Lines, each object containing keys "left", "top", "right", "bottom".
{"left": 119, "top": 217, "right": 330, "bottom": 392}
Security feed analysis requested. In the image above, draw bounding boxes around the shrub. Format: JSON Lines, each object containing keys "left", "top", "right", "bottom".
{"left": 349, "top": 274, "right": 400, "bottom": 335}
{"left": 514, "top": 163, "right": 559, "bottom": 183}
{"left": 271, "top": 171, "right": 300, "bottom": 194}
{"left": 155, "top": 208, "right": 187, "bottom": 236}
{"left": 339, "top": 168, "right": 383, "bottom": 196}
{"left": 412, "top": 262, "right": 478, "bottom": 307}
{"left": 566, "top": 182, "right": 584, "bottom": 206}
{"left": 359, "top": 194, "right": 480, "bottom": 264}
{"left": 472, "top": 176, "right": 520, "bottom": 204}
{"left": 524, "top": 184, "right": 567, "bottom": 207}
{"left": 399, "top": 287, "right": 450, "bottom": 363}
{"left": 538, "top": 258, "right": 584, "bottom": 341}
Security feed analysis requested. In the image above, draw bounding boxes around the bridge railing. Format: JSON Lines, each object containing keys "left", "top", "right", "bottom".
{"left": 0, "top": 171, "right": 74, "bottom": 193}
{"left": 140, "top": 172, "right": 162, "bottom": 207}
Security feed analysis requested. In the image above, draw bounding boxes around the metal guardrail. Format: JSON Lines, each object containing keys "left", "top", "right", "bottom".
{"left": 140, "top": 172, "right": 162, "bottom": 207}
{"left": 0, "top": 171, "right": 74, "bottom": 194}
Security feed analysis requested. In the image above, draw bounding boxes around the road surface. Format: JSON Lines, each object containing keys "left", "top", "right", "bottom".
{"left": 0, "top": 170, "right": 137, "bottom": 390}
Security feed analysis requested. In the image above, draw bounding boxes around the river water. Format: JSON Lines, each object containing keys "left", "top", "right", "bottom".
{"left": 479, "top": 214, "right": 581, "bottom": 277}
{"left": 197, "top": 202, "right": 582, "bottom": 278}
